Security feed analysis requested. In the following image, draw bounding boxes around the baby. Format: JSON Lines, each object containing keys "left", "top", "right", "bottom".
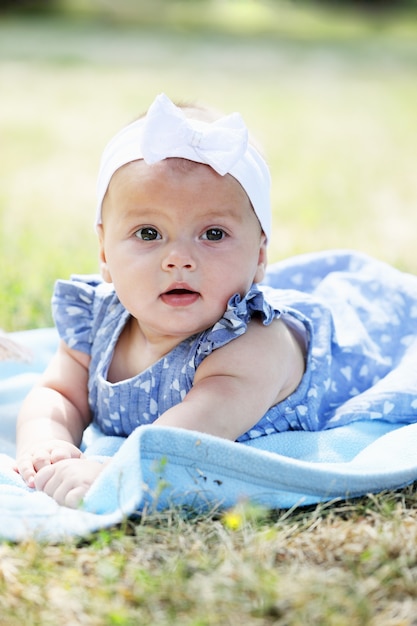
{"left": 16, "top": 94, "right": 305, "bottom": 508}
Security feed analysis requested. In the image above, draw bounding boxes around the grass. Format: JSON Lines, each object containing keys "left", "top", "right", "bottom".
{"left": 2, "top": 6, "right": 417, "bottom": 328}
{"left": 1, "top": 4, "right": 417, "bottom": 623}
{"left": 2, "top": 490, "right": 417, "bottom": 625}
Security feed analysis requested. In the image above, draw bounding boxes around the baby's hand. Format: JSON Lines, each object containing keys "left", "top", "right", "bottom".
{"left": 16, "top": 440, "right": 83, "bottom": 488}
{"left": 34, "top": 458, "right": 104, "bottom": 509}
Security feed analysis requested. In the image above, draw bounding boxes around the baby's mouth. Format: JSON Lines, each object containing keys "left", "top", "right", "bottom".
{"left": 160, "top": 288, "right": 200, "bottom": 307}
{"left": 166, "top": 288, "right": 196, "bottom": 295}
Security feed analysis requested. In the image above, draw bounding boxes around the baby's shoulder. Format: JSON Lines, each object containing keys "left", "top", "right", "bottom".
{"left": 53, "top": 274, "right": 116, "bottom": 314}
{"left": 247, "top": 315, "right": 306, "bottom": 361}
{"left": 52, "top": 274, "right": 119, "bottom": 353}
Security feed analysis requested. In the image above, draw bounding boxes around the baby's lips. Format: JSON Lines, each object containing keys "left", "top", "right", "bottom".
{"left": 160, "top": 288, "right": 200, "bottom": 307}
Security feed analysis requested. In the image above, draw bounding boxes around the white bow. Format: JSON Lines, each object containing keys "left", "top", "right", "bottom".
{"left": 140, "top": 93, "right": 249, "bottom": 176}
{"left": 96, "top": 93, "right": 271, "bottom": 240}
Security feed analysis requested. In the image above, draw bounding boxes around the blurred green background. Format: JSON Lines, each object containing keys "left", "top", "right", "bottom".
{"left": 1, "top": 0, "right": 417, "bottom": 330}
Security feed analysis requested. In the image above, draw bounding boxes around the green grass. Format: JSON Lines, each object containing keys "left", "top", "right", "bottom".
{"left": 2, "top": 490, "right": 417, "bottom": 625}
{"left": 2, "top": 7, "right": 417, "bottom": 623}
{"left": 1, "top": 8, "right": 417, "bottom": 330}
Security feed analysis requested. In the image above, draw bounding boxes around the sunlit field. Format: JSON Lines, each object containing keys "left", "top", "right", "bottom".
{"left": 1, "top": 5, "right": 417, "bottom": 329}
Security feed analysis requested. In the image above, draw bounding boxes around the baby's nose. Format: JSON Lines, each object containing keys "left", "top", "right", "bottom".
{"left": 162, "top": 244, "right": 196, "bottom": 271}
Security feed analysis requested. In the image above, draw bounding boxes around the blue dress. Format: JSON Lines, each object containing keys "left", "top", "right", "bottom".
{"left": 52, "top": 250, "right": 417, "bottom": 441}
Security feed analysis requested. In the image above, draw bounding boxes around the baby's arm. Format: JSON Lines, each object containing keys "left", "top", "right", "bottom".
{"left": 154, "top": 317, "right": 305, "bottom": 440}
{"left": 16, "top": 339, "right": 92, "bottom": 487}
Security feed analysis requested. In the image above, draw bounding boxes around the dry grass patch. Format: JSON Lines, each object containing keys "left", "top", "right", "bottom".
{"left": 2, "top": 489, "right": 417, "bottom": 624}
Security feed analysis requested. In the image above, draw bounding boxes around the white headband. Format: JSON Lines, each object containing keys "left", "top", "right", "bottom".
{"left": 96, "top": 93, "right": 271, "bottom": 240}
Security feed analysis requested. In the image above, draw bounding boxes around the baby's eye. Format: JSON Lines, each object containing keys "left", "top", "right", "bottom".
{"left": 202, "top": 228, "right": 226, "bottom": 241}
{"left": 135, "top": 227, "right": 161, "bottom": 241}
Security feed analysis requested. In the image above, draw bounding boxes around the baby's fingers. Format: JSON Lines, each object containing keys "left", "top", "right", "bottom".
{"left": 15, "top": 455, "right": 37, "bottom": 488}
{"left": 50, "top": 445, "right": 82, "bottom": 464}
{"left": 31, "top": 448, "right": 55, "bottom": 472}
{"left": 32, "top": 442, "right": 82, "bottom": 469}
{"left": 20, "top": 447, "right": 67, "bottom": 484}
{"left": 34, "top": 462, "right": 86, "bottom": 508}
{"left": 35, "top": 459, "right": 103, "bottom": 508}
{"left": 62, "top": 485, "right": 88, "bottom": 510}
{"left": 33, "top": 463, "right": 56, "bottom": 493}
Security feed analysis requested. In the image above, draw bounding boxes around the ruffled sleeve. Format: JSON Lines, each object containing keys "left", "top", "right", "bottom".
{"left": 51, "top": 275, "right": 102, "bottom": 354}
{"left": 194, "top": 285, "right": 279, "bottom": 367}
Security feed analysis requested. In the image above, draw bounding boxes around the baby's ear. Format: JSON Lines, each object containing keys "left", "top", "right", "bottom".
{"left": 97, "top": 226, "right": 112, "bottom": 283}
{"left": 253, "top": 235, "right": 268, "bottom": 284}
{"left": 99, "top": 260, "right": 112, "bottom": 283}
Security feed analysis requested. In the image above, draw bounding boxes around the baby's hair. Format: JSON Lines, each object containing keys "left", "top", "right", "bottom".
{"left": 133, "top": 100, "right": 220, "bottom": 123}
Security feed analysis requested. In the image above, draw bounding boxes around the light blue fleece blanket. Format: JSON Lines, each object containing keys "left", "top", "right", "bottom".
{"left": 0, "top": 331, "right": 415, "bottom": 542}
{"left": 2, "top": 250, "right": 417, "bottom": 542}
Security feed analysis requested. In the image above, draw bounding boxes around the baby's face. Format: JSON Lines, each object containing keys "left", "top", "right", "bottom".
{"left": 98, "top": 158, "right": 267, "bottom": 342}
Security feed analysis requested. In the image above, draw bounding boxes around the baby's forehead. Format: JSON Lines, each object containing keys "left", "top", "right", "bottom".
{"left": 106, "top": 158, "right": 254, "bottom": 218}
{"left": 114, "top": 157, "right": 250, "bottom": 198}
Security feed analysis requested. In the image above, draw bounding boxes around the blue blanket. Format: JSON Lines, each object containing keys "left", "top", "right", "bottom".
{"left": 1, "top": 250, "right": 417, "bottom": 542}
